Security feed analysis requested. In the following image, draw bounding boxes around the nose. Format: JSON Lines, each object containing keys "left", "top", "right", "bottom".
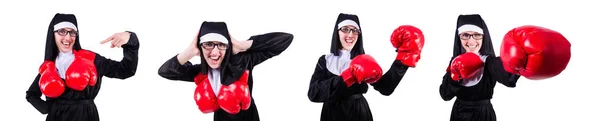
{"left": 346, "top": 33, "right": 357, "bottom": 38}
{"left": 209, "top": 47, "right": 220, "bottom": 55}
{"left": 64, "top": 35, "right": 74, "bottom": 41}
{"left": 467, "top": 38, "right": 477, "bottom": 44}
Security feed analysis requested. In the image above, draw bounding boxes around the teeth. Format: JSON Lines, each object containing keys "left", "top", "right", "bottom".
{"left": 345, "top": 39, "right": 353, "bottom": 43}
{"left": 468, "top": 45, "right": 477, "bottom": 49}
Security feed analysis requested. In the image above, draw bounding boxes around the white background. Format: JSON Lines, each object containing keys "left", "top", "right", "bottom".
{"left": 0, "top": 0, "right": 598, "bottom": 121}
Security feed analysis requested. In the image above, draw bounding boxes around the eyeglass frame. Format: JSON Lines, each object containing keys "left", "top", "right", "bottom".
{"left": 54, "top": 29, "right": 78, "bottom": 37}
{"left": 200, "top": 42, "right": 228, "bottom": 50}
{"left": 459, "top": 33, "right": 484, "bottom": 40}
{"left": 338, "top": 27, "right": 361, "bottom": 35}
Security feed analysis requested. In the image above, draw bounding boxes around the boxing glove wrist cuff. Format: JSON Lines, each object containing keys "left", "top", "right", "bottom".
{"left": 395, "top": 51, "right": 418, "bottom": 67}
{"left": 340, "top": 69, "right": 355, "bottom": 87}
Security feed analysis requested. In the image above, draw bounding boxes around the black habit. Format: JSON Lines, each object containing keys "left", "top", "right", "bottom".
{"left": 439, "top": 14, "right": 521, "bottom": 121}
{"left": 158, "top": 21, "right": 293, "bottom": 121}
{"left": 307, "top": 13, "right": 410, "bottom": 121}
{"left": 25, "top": 13, "right": 140, "bottom": 121}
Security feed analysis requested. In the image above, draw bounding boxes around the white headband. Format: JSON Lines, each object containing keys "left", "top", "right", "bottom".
{"left": 53, "top": 21, "right": 77, "bottom": 31}
{"left": 199, "top": 33, "right": 228, "bottom": 44}
{"left": 337, "top": 19, "right": 360, "bottom": 30}
{"left": 457, "top": 24, "right": 483, "bottom": 34}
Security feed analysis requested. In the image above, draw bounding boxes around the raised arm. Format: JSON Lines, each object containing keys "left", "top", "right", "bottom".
{"left": 231, "top": 32, "right": 293, "bottom": 69}
{"left": 157, "top": 55, "right": 203, "bottom": 82}
{"left": 487, "top": 56, "right": 520, "bottom": 87}
{"left": 25, "top": 74, "right": 53, "bottom": 114}
{"left": 158, "top": 37, "right": 204, "bottom": 82}
{"left": 370, "top": 60, "right": 410, "bottom": 96}
{"left": 96, "top": 31, "right": 139, "bottom": 79}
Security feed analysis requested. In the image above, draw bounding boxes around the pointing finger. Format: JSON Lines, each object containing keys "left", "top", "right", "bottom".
{"left": 100, "top": 36, "right": 114, "bottom": 44}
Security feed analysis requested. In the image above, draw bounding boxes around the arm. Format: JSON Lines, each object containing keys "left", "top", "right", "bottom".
{"left": 487, "top": 56, "right": 520, "bottom": 87}
{"left": 158, "top": 33, "right": 204, "bottom": 82}
{"left": 233, "top": 32, "right": 293, "bottom": 68}
{"left": 370, "top": 60, "right": 410, "bottom": 96}
{"left": 97, "top": 31, "right": 139, "bottom": 79}
{"left": 25, "top": 74, "right": 53, "bottom": 114}
{"left": 439, "top": 72, "right": 462, "bottom": 101}
{"left": 439, "top": 59, "right": 462, "bottom": 101}
{"left": 307, "top": 56, "right": 350, "bottom": 102}
{"left": 157, "top": 55, "right": 203, "bottom": 82}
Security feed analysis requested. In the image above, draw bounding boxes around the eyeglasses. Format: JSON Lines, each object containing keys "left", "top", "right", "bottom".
{"left": 54, "top": 29, "right": 78, "bottom": 37}
{"left": 459, "top": 33, "right": 483, "bottom": 40}
{"left": 339, "top": 27, "right": 361, "bottom": 35}
{"left": 200, "top": 42, "right": 228, "bottom": 50}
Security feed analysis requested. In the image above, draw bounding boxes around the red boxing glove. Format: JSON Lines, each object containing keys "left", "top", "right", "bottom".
{"left": 193, "top": 73, "right": 219, "bottom": 114}
{"left": 390, "top": 25, "right": 425, "bottom": 67}
{"left": 218, "top": 70, "right": 251, "bottom": 114}
{"left": 65, "top": 50, "right": 97, "bottom": 91}
{"left": 340, "top": 54, "right": 383, "bottom": 87}
{"left": 449, "top": 52, "right": 484, "bottom": 81}
{"left": 38, "top": 61, "right": 65, "bottom": 98}
{"left": 500, "top": 25, "right": 571, "bottom": 80}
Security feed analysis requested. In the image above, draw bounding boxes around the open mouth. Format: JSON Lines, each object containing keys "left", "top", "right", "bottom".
{"left": 208, "top": 55, "right": 220, "bottom": 63}
{"left": 467, "top": 44, "right": 478, "bottom": 50}
{"left": 344, "top": 39, "right": 354, "bottom": 44}
{"left": 61, "top": 41, "right": 71, "bottom": 47}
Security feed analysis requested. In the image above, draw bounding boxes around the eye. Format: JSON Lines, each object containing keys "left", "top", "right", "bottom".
{"left": 340, "top": 28, "right": 348, "bottom": 32}
{"left": 203, "top": 42, "right": 214, "bottom": 46}
{"left": 352, "top": 29, "right": 360, "bottom": 34}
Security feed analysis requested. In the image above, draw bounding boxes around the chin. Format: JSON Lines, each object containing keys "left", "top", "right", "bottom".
{"left": 343, "top": 46, "right": 353, "bottom": 50}
{"left": 60, "top": 49, "right": 72, "bottom": 53}
{"left": 208, "top": 65, "right": 220, "bottom": 69}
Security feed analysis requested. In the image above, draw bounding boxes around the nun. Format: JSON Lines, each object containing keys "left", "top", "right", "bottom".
{"left": 158, "top": 21, "right": 293, "bottom": 121}
{"left": 25, "top": 13, "right": 140, "bottom": 121}
{"left": 307, "top": 13, "right": 424, "bottom": 121}
{"left": 440, "top": 13, "right": 572, "bottom": 121}
{"left": 439, "top": 14, "right": 520, "bottom": 121}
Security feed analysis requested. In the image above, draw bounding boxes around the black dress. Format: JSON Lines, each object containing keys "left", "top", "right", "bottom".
{"left": 158, "top": 32, "right": 293, "bottom": 121}
{"left": 308, "top": 56, "right": 410, "bottom": 121}
{"left": 25, "top": 32, "right": 139, "bottom": 121}
{"left": 439, "top": 56, "right": 520, "bottom": 121}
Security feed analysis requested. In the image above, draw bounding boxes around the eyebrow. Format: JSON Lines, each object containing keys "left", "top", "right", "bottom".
{"left": 342, "top": 26, "right": 358, "bottom": 29}
{"left": 460, "top": 33, "right": 483, "bottom": 35}
{"left": 57, "top": 28, "right": 76, "bottom": 31}
{"left": 204, "top": 41, "right": 227, "bottom": 44}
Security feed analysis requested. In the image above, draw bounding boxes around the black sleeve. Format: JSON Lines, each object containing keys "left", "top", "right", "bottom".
{"left": 97, "top": 31, "right": 139, "bottom": 79}
{"left": 487, "top": 56, "right": 520, "bottom": 87}
{"left": 234, "top": 32, "right": 293, "bottom": 69}
{"left": 157, "top": 55, "right": 203, "bottom": 82}
{"left": 307, "top": 56, "right": 350, "bottom": 102}
{"left": 370, "top": 60, "right": 410, "bottom": 96}
{"left": 439, "top": 58, "right": 462, "bottom": 101}
{"left": 25, "top": 74, "right": 53, "bottom": 114}
{"left": 439, "top": 72, "right": 462, "bottom": 101}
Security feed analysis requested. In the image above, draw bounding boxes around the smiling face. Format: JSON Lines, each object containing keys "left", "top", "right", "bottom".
{"left": 338, "top": 25, "right": 360, "bottom": 51}
{"left": 200, "top": 41, "right": 228, "bottom": 69}
{"left": 459, "top": 31, "right": 483, "bottom": 53}
{"left": 54, "top": 28, "right": 77, "bottom": 53}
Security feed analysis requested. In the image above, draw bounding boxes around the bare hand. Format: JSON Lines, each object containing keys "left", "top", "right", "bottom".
{"left": 188, "top": 33, "right": 200, "bottom": 56}
{"left": 177, "top": 31, "right": 201, "bottom": 65}
{"left": 231, "top": 37, "right": 241, "bottom": 55}
{"left": 230, "top": 36, "right": 252, "bottom": 55}
{"left": 100, "top": 32, "right": 131, "bottom": 48}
